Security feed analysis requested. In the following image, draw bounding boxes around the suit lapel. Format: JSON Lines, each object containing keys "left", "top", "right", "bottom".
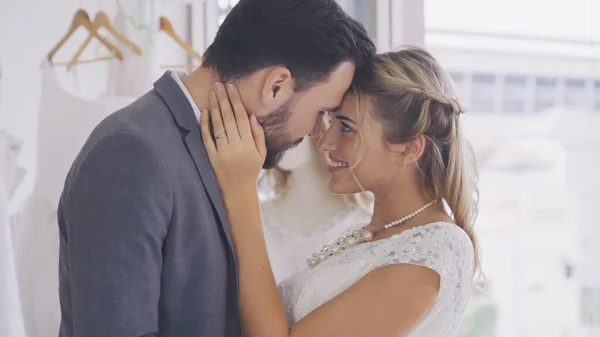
{"left": 183, "top": 131, "right": 233, "bottom": 243}
{"left": 153, "top": 71, "right": 234, "bottom": 250}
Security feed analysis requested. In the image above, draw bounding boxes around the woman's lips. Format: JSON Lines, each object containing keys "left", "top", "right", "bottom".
{"left": 328, "top": 157, "right": 349, "bottom": 173}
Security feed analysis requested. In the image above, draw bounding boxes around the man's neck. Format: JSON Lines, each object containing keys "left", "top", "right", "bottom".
{"left": 181, "top": 66, "right": 220, "bottom": 112}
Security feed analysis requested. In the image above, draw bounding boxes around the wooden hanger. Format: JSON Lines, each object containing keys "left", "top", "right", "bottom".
{"left": 159, "top": 16, "right": 202, "bottom": 62}
{"left": 66, "top": 11, "right": 142, "bottom": 71}
{"left": 47, "top": 10, "right": 123, "bottom": 65}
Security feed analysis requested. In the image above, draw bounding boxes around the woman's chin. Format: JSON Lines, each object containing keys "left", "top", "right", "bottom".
{"left": 327, "top": 179, "right": 357, "bottom": 195}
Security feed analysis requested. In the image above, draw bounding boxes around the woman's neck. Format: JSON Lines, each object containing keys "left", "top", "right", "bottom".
{"left": 368, "top": 181, "right": 449, "bottom": 236}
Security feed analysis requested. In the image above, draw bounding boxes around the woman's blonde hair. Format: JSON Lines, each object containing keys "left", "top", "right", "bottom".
{"left": 355, "top": 47, "right": 480, "bottom": 272}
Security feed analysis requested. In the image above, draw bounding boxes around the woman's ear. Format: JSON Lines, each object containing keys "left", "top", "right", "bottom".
{"left": 402, "top": 135, "right": 426, "bottom": 165}
{"left": 388, "top": 135, "right": 426, "bottom": 167}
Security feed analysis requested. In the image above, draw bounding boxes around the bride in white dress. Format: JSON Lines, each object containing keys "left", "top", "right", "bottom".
{"left": 201, "top": 47, "right": 479, "bottom": 337}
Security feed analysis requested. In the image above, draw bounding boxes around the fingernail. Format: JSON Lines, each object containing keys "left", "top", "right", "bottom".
{"left": 215, "top": 82, "right": 224, "bottom": 92}
{"left": 210, "top": 91, "right": 216, "bottom": 101}
{"left": 227, "top": 84, "right": 235, "bottom": 92}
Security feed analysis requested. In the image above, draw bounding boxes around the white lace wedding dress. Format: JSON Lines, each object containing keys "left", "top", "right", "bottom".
{"left": 262, "top": 206, "right": 371, "bottom": 282}
{"left": 278, "top": 222, "right": 474, "bottom": 336}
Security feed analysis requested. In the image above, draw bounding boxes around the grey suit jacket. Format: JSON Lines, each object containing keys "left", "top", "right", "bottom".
{"left": 57, "top": 72, "right": 241, "bottom": 337}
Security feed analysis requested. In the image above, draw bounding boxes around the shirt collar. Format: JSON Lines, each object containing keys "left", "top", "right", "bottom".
{"left": 170, "top": 70, "right": 201, "bottom": 122}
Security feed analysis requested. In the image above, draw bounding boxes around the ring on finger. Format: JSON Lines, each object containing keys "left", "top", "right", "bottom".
{"left": 214, "top": 131, "right": 227, "bottom": 140}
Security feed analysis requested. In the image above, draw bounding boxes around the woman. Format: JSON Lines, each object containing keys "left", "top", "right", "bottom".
{"left": 260, "top": 135, "right": 372, "bottom": 282}
{"left": 200, "top": 47, "right": 479, "bottom": 337}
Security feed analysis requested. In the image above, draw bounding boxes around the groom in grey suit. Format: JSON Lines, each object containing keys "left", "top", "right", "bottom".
{"left": 57, "top": 1, "right": 374, "bottom": 336}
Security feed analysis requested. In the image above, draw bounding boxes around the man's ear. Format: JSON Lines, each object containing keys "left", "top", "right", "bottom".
{"left": 260, "top": 66, "right": 293, "bottom": 107}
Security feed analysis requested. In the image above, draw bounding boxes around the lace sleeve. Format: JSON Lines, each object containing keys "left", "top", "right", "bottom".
{"left": 373, "top": 222, "right": 475, "bottom": 291}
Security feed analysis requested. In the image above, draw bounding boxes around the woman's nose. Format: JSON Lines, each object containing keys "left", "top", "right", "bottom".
{"left": 317, "top": 127, "right": 336, "bottom": 152}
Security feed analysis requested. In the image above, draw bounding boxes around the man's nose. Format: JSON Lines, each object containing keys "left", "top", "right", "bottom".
{"left": 309, "top": 113, "right": 324, "bottom": 138}
{"left": 316, "top": 120, "right": 337, "bottom": 152}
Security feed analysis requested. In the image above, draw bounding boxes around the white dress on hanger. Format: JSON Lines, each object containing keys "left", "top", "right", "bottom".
{"left": 11, "top": 63, "right": 134, "bottom": 337}
{"left": 278, "top": 222, "right": 474, "bottom": 336}
{"left": 0, "top": 130, "right": 27, "bottom": 337}
{"left": 107, "top": 9, "right": 159, "bottom": 98}
{"left": 262, "top": 204, "right": 371, "bottom": 282}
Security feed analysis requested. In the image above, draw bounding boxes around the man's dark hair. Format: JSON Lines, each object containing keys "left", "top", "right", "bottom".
{"left": 202, "top": 0, "right": 376, "bottom": 92}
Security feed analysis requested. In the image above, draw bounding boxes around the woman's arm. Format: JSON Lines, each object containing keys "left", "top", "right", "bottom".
{"left": 200, "top": 82, "right": 289, "bottom": 336}
{"left": 222, "top": 191, "right": 290, "bottom": 337}
{"left": 200, "top": 83, "right": 441, "bottom": 337}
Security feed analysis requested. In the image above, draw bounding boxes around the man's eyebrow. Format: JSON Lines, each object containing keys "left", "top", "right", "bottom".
{"left": 322, "top": 106, "right": 340, "bottom": 113}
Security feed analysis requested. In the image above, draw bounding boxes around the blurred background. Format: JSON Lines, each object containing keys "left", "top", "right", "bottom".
{"left": 1, "top": 1, "right": 599, "bottom": 337}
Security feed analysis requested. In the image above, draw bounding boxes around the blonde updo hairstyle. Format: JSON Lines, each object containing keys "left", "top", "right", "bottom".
{"left": 353, "top": 47, "right": 480, "bottom": 271}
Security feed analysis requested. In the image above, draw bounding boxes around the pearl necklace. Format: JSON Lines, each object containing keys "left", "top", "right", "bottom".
{"left": 307, "top": 200, "right": 437, "bottom": 268}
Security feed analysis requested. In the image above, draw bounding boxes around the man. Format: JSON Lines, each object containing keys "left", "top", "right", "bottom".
{"left": 57, "top": 0, "right": 375, "bottom": 336}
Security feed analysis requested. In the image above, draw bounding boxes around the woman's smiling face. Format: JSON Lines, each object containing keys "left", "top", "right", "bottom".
{"left": 318, "top": 93, "right": 403, "bottom": 195}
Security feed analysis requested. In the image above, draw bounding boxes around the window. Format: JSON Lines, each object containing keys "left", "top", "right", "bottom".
{"left": 582, "top": 287, "right": 600, "bottom": 326}
{"left": 423, "top": 2, "right": 599, "bottom": 337}
{"left": 564, "top": 264, "right": 573, "bottom": 279}
{"left": 502, "top": 75, "right": 527, "bottom": 114}
{"left": 217, "top": 0, "right": 238, "bottom": 25}
{"left": 565, "top": 78, "right": 590, "bottom": 108}
{"left": 471, "top": 73, "right": 496, "bottom": 113}
{"left": 594, "top": 80, "right": 600, "bottom": 111}
{"left": 450, "top": 72, "right": 464, "bottom": 83}
{"left": 450, "top": 72, "right": 468, "bottom": 101}
{"left": 534, "top": 77, "right": 558, "bottom": 113}
{"left": 350, "top": 0, "right": 375, "bottom": 37}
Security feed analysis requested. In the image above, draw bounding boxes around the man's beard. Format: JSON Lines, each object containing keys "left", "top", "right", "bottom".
{"left": 257, "top": 96, "right": 304, "bottom": 169}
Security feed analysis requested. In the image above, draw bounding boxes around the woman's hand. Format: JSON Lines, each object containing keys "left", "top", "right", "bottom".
{"left": 200, "top": 82, "right": 266, "bottom": 196}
